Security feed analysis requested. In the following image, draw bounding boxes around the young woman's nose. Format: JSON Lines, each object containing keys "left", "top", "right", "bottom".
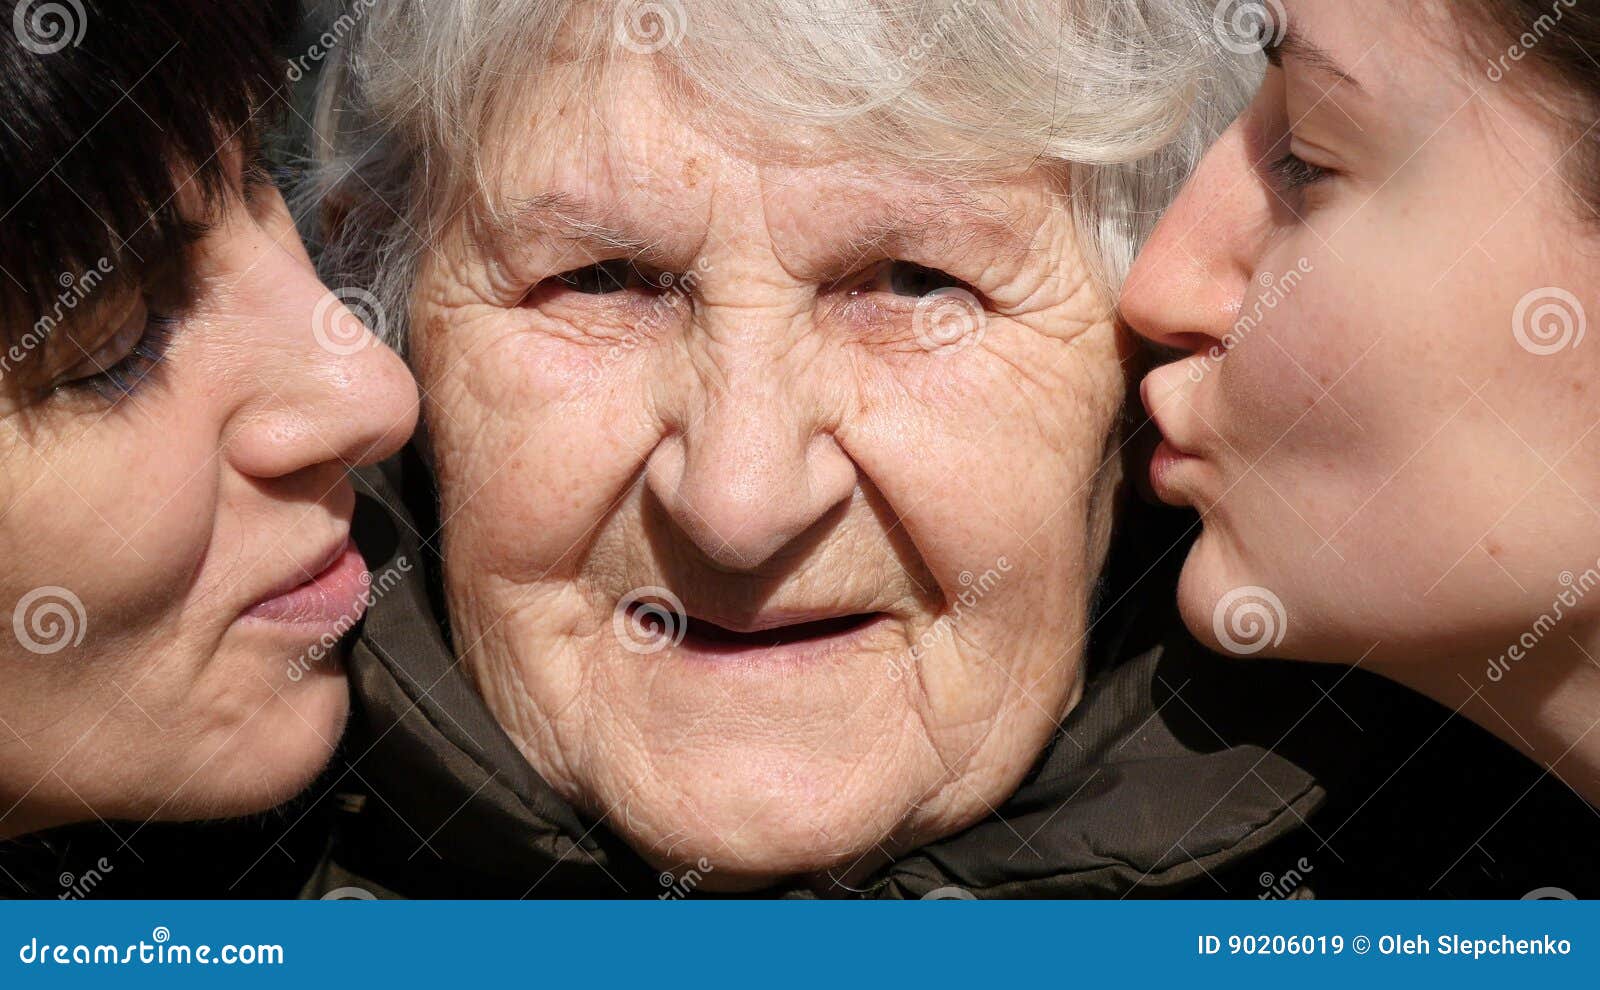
{"left": 227, "top": 277, "right": 419, "bottom": 482}
{"left": 1121, "top": 125, "right": 1263, "bottom": 357}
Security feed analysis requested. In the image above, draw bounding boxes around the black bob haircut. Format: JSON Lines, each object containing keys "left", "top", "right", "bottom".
{"left": 0, "top": 0, "right": 298, "bottom": 336}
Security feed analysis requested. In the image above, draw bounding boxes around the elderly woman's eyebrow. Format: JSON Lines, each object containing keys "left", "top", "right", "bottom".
{"left": 819, "top": 202, "right": 1037, "bottom": 277}
{"left": 477, "top": 192, "right": 658, "bottom": 256}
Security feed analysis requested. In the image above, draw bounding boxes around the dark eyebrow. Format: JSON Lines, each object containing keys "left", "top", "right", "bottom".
{"left": 1264, "top": 24, "right": 1365, "bottom": 93}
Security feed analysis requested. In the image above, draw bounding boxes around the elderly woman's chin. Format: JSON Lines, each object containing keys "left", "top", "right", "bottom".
{"left": 453, "top": 578, "right": 1082, "bottom": 889}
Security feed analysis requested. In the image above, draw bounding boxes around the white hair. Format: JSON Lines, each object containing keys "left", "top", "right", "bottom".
{"left": 308, "top": 0, "right": 1260, "bottom": 349}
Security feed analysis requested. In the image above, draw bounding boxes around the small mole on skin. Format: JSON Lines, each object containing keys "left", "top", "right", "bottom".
{"left": 682, "top": 156, "right": 703, "bottom": 188}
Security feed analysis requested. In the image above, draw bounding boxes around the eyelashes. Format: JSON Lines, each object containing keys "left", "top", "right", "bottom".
{"left": 1267, "top": 151, "right": 1333, "bottom": 193}
{"left": 58, "top": 312, "right": 180, "bottom": 402}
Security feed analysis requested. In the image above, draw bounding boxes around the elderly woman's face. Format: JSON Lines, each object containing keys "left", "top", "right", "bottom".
{"left": 413, "top": 66, "right": 1123, "bottom": 886}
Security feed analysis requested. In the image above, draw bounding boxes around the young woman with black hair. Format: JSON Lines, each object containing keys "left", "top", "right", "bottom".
{"left": 0, "top": 1, "right": 417, "bottom": 843}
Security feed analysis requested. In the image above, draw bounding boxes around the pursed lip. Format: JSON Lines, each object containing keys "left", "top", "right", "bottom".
{"left": 249, "top": 534, "right": 350, "bottom": 603}
{"left": 241, "top": 530, "right": 369, "bottom": 629}
{"left": 1139, "top": 366, "right": 1206, "bottom": 505}
{"left": 1139, "top": 369, "right": 1200, "bottom": 457}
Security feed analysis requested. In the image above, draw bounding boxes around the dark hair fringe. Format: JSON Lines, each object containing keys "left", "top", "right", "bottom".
{"left": 0, "top": 0, "right": 299, "bottom": 332}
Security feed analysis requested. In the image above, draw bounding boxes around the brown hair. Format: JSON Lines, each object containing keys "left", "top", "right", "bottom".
{"left": 1465, "top": 0, "right": 1600, "bottom": 220}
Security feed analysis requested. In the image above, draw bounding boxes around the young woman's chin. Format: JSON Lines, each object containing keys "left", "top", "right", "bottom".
{"left": 147, "top": 656, "right": 350, "bottom": 825}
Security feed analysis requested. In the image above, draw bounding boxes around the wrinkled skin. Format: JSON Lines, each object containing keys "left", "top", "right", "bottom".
{"left": 0, "top": 176, "right": 418, "bottom": 838}
{"left": 413, "top": 64, "right": 1125, "bottom": 888}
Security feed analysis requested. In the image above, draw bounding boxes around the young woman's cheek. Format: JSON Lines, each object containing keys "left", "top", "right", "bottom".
{"left": 0, "top": 409, "right": 223, "bottom": 674}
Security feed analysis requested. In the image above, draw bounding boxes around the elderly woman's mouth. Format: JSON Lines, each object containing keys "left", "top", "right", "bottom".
{"left": 628, "top": 600, "right": 892, "bottom": 661}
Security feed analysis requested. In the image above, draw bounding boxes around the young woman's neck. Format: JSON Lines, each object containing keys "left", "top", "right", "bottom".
{"left": 1378, "top": 624, "right": 1600, "bottom": 807}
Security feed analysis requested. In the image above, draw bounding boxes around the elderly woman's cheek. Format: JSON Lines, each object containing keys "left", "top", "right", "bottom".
{"left": 418, "top": 307, "right": 668, "bottom": 578}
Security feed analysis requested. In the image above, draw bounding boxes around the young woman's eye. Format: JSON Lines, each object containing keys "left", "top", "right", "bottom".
{"left": 550, "top": 259, "right": 661, "bottom": 295}
{"left": 53, "top": 299, "right": 179, "bottom": 401}
{"left": 1268, "top": 151, "right": 1334, "bottom": 192}
{"left": 848, "top": 260, "right": 969, "bottom": 298}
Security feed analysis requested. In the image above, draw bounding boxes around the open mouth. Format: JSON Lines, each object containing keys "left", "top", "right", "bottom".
{"left": 682, "top": 612, "right": 882, "bottom": 651}
{"left": 624, "top": 599, "right": 887, "bottom": 660}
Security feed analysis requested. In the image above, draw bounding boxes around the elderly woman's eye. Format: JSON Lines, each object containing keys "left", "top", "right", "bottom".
{"left": 552, "top": 259, "right": 658, "bottom": 295}
{"left": 851, "top": 260, "right": 970, "bottom": 298}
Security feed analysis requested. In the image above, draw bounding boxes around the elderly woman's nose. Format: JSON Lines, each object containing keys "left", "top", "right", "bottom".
{"left": 645, "top": 380, "right": 857, "bottom": 570}
{"left": 227, "top": 282, "right": 420, "bottom": 481}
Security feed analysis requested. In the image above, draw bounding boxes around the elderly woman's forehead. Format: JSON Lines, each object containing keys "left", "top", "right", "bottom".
{"left": 487, "top": 58, "right": 1050, "bottom": 197}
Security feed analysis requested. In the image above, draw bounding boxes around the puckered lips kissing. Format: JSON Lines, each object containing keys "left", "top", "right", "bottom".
{"left": 1140, "top": 361, "right": 1208, "bottom": 509}
{"left": 238, "top": 494, "right": 374, "bottom": 650}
